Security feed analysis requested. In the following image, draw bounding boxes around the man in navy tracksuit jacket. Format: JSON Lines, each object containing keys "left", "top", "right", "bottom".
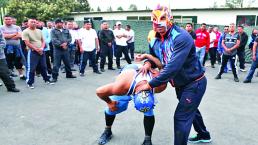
{"left": 135, "top": 5, "right": 211, "bottom": 145}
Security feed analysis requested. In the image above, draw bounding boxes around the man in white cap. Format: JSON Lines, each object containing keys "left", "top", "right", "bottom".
{"left": 113, "top": 21, "right": 131, "bottom": 69}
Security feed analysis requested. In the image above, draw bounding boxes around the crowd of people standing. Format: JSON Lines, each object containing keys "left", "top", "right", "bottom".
{"left": 0, "top": 15, "right": 135, "bottom": 92}
{"left": 184, "top": 22, "right": 258, "bottom": 83}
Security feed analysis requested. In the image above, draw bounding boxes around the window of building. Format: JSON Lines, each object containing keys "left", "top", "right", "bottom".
{"left": 172, "top": 16, "right": 197, "bottom": 24}
{"left": 127, "top": 16, "right": 138, "bottom": 20}
{"left": 139, "top": 16, "right": 151, "bottom": 21}
{"left": 236, "top": 15, "right": 256, "bottom": 26}
{"left": 64, "top": 17, "right": 74, "bottom": 21}
{"left": 93, "top": 17, "right": 103, "bottom": 20}
{"left": 256, "top": 16, "right": 258, "bottom": 26}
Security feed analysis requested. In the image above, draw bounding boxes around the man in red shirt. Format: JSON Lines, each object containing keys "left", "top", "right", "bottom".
{"left": 195, "top": 23, "right": 210, "bottom": 66}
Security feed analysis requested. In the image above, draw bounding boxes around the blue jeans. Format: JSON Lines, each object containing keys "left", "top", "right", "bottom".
{"left": 245, "top": 54, "right": 258, "bottom": 81}
{"left": 196, "top": 46, "right": 206, "bottom": 65}
{"left": 68, "top": 44, "right": 76, "bottom": 68}
{"left": 79, "top": 49, "right": 98, "bottom": 74}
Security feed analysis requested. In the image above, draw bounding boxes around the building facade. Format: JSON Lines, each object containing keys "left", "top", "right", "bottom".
{"left": 70, "top": 8, "right": 258, "bottom": 26}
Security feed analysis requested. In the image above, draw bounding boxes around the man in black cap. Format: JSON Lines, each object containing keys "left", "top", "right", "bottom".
{"left": 50, "top": 18, "right": 76, "bottom": 82}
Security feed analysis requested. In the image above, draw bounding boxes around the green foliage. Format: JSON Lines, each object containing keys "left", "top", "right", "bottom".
{"left": 97, "top": 6, "right": 101, "bottom": 12}
{"left": 73, "top": 0, "right": 90, "bottom": 12}
{"left": 6, "top": 0, "right": 90, "bottom": 24}
{"left": 117, "top": 6, "right": 123, "bottom": 11}
{"left": 0, "top": 0, "right": 8, "bottom": 7}
{"left": 128, "top": 4, "right": 137, "bottom": 11}
{"left": 224, "top": 0, "right": 243, "bottom": 8}
{"left": 107, "top": 6, "right": 112, "bottom": 12}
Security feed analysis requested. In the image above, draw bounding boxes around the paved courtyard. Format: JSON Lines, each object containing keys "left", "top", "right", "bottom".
{"left": 1, "top": 62, "right": 258, "bottom": 145}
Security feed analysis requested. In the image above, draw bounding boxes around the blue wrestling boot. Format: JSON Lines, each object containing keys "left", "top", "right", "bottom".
{"left": 98, "top": 130, "right": 112, "bottom": 145}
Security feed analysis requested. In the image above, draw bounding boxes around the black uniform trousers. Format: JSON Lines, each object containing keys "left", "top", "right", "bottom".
{"left": 0, "top": 59, "right": 16, "bottom": 89}
{"left": 100, "top": 45, "right": 113, "bottom": 69}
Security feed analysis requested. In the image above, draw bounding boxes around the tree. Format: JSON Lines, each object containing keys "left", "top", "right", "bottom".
{"left": 128, "top": 4, "right": 137, "bottom": 11}
{"left": 91, "top": 8, "right": 94, "bottom": 11}
{"left": 6, "top": 0, "right": 90, "bottom": 24}
{"left": 97, "top": 6, "right": 101, "bottom": 12}
{"left": 0, "top": 0, "right": 8, "bottom": 7}
{"left": 224, "top": 0, "right": 243, "bottom": 8}
{"left": 73, "top": 0, "right": 90, "bottom": 12}
{"left": 107, "top": 6, "right": 112, "bottom": 12}
{"left": 145, "top": 6, "right": 150, "bottom": 10}
{"left": 117, "top": 6, "right": 123, "bottom": 11}
{"left": 247, "top": 0, "right": 256, "bottom": 7}
{"left": 212, "top": 1, "right": 219, "bottom": 8}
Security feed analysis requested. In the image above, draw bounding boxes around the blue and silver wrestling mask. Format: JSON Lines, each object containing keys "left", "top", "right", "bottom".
{"left": 133, "top": 91, "right": 155, "bottom": 113}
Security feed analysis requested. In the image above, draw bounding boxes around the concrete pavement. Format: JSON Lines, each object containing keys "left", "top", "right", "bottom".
{"left": 0, "top": 62, "right": 258, "bottom": 145}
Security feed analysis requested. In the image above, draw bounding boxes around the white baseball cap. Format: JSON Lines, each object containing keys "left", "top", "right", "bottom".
{"left": 116, "top": 21, "right": 122, "bottom": 25}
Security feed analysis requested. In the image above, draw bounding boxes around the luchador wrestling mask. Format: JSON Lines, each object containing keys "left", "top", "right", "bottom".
{"left": 152, "top": 5, "right": 172, "bottom": 33}
{"left": 133, "top": 91, "right": 155, "bottom": 113}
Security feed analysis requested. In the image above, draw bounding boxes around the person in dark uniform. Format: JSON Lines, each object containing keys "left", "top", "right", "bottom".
{"left": 51, "top": 18, "right": 76, "bottom": 82}
{"left": 0, "top": 29, "right": 20, "bottom": 92}
{"left": 135, "top": 5, "right": 211, "bottom": 145}
{"left": 237, "top": 25, "right": 248, "bottom": 72}
{"left": 99, "top": 20, "right": 115, "bottom": 72}
{"left": 185, "top": 23, "right": 196, "bottom": 40}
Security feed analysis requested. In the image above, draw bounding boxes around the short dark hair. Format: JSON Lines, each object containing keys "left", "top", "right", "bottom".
{"left": 23, "top": 19, "right": 28, "bottom": 23}
{"left": 201, "top": 23, "right": 206, "bottom": 26}
{"left": 84, "top": 20, "right": 91, "bottom": 24}
{"left": 237, "top": 25, "right": 244, "bottom": 28}
{"left": 126, "top": 25, "right": 131, "bottom": 29}
{"left": 186, "top": 23, "right": 193, "bottom": 27}
{"left": 4, "top": 14, "right": 12, "bottom": 18}
{"left": 224, "top": 25, "right": 229, "bottom": 28}
{"left": 101, "top": 20, "right": 107, "bottom": 24}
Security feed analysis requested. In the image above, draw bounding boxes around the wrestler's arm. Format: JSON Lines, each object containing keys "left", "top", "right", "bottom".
{"left": 136, "top": 54, "right": 163, "bottom": 70}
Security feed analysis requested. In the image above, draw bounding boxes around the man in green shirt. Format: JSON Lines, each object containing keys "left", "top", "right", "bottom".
{"left": 22, "top": 18, "right": 54, "bottom": 89}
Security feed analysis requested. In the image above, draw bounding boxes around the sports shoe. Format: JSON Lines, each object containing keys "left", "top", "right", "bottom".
{"left": 45, "top": 80, "right": 55, "bottom": 85}
{"left": 20, "top": 75, "right": 26, "bottom": 80}
{"left": 142, "top": 139, "right": 152, "bottom": 145}
{"left": 50, "top": 78, "right": 57, "bottom": 83}
{"left": 94, "top": 71, "right": 102, "bottom": 74}
{"left": 240, "top": 68, "right": 247, "bottom": 72}
{"left": 7, "top": 87, "right": 20, "bottom": 92}
{"left": 234, "top": 77, "right": 239, "bottom": 82}
{"left": 98, "top": 130, "right": 112, "bottom": 145}
{"left": 10, "top": 73, "right": 18, "bottom": 77}
{"left": 243, "top": 79, "right": 251, "bottom": 83}
{"left": 66, "top": 75, "right": 76, "bottom": 78}
{"left": 214, "top": 75, "right": 221, "bottom": 79}
{"left": 188, "top": 134, "right": 212, "bottom": 143}
{"left": 27, "top": 84, "right": 34, "bottom": 89}
{"left": 100, "top": 68, "right": 105, "bottom": 72}
{"left": 80, "top": 73, "right": 85, "bottom": 77}
{"left": 0, "top": 83, "right": 2, "bottom": 86}
{"left": 108, "top": 67, "right": 115, "bottom": 70}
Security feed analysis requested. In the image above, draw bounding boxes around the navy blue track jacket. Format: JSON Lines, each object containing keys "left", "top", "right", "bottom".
{"left": 148, "top": 25, "right": 205, "bottom": 88}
